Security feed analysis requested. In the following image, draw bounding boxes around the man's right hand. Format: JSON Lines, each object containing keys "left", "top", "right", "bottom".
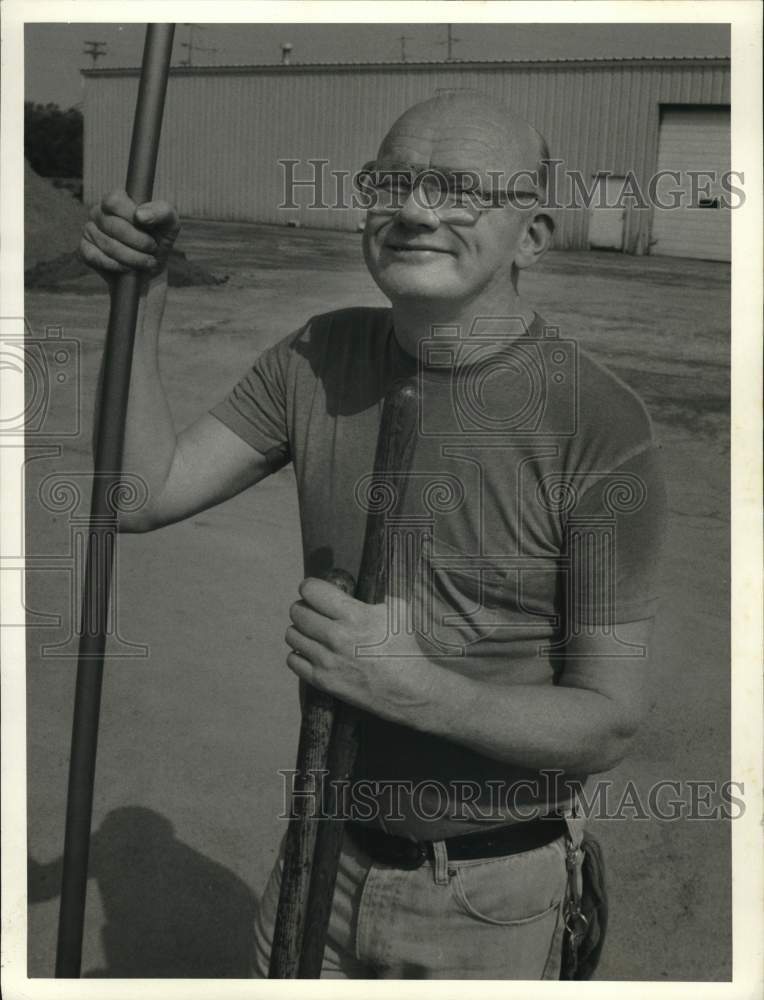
{"left": 82, "top": 189, "right": 273, "bottom": 532}
{"left": 79, "top": 189, "right": 181, "bottom": 287}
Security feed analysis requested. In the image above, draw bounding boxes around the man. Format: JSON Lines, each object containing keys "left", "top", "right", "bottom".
{"left": 80, "top": 92, "right": 666, "bottom": 979}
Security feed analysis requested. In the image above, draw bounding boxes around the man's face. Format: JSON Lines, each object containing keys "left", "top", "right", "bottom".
{"left": 362, "top": 105, "right": 541, "bottom": 307}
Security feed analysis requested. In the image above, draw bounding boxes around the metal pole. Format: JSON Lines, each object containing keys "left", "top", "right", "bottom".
{"left": 55, "top": 23, "right": 175, "bottom": 978}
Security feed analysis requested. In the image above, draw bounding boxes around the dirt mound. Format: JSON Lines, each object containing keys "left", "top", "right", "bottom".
{"left": 25, "top": 252, "right": 92, "bottom": 288}
{"left": 166, "top": 248, "right": 228, "bottom": 288}
{"left": 25, "top": 160, "right": 87, "bottom": 270}
{"left": 25, "top": 248, "right": 228, "bottom": 290}
{"left": 24, "top": 162, "right": 227, "bottom": 288}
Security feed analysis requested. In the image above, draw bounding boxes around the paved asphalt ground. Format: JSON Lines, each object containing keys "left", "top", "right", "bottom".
{"left": 24, "top": 221, "right": 730, "bottom": 980}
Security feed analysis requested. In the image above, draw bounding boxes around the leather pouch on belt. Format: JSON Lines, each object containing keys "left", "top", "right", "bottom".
{"left": 560, "top": 828, "right": 609, "bottom": 980}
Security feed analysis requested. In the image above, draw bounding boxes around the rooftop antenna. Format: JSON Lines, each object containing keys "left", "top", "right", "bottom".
{"left": 437, "top": 24, "right": 460, "bottom": 62}
{"left": 179, "top": 23, "right": 217, "bottom": 67}
{"left": 83, "top": 41, "right": 107, "bottom": 68}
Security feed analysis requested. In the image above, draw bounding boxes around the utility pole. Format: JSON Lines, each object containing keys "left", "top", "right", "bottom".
{"left": 179, "top": 23, "right": 217, "bottom": 66}
{"left": 83, "top": 41, "right": 107, "bottom": 67}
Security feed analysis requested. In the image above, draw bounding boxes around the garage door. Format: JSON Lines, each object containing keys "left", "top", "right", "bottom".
{"left": 650, "top": 106, "right": 730, "bottom": 262}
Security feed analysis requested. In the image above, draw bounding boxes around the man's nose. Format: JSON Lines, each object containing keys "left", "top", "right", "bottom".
{"left": 396, "top": 188, "right": 440, "bottom": 229}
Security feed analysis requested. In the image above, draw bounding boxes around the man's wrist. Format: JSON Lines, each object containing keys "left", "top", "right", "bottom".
{"left": 134, "top": 271, "right": 169, "bottom": 342}
{"left": 380, "top": 652, "right": 476, "bottom": 736}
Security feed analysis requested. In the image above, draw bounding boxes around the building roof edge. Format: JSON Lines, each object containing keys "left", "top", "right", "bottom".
{"left": 80, "top": 54, "right": 731, "bottom": 78}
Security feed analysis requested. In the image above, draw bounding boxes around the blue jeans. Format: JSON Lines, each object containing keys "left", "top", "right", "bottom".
{"left": 254, "top": 827, "right": 569, "bottom": 979}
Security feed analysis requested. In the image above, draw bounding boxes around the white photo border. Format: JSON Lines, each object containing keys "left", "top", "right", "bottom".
{"left": 2, "top": 3, "right": 762, "bottom": 998}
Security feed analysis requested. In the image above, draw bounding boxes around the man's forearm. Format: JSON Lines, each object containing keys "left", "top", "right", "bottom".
{"left": 287, "top": 581, "right": 648, "bottom": 776}
{"left": 93, "top": 273, "right": 177, "bottom": 531}
{"left": 380, "top": 658, "right": 636, "bottom": 775}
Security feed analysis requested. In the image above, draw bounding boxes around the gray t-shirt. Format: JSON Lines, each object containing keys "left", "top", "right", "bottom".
{"left": 210, "top": 306, "right": 667, "bottom": 836}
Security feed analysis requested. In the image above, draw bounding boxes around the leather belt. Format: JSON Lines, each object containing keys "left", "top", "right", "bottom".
{"left": 345, "top": 816, "right": 567, "bottom": 870}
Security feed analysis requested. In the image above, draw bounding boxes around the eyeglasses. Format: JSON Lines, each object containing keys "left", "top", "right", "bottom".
{"left": 355, "top": 161, "right": 539, "bottom": 225}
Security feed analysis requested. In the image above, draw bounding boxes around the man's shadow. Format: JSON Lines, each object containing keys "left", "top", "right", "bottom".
{"left": 29, "top": 806, "right": 259, "bottom": 977}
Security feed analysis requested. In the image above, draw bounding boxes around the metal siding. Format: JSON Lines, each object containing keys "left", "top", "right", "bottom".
{"left": 83, "top": 60, "right": 730, "bottom": 251}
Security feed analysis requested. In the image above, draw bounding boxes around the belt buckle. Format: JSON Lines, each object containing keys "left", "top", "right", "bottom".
{"left": 395, "top": 840, "right": 429, "bottom": 870}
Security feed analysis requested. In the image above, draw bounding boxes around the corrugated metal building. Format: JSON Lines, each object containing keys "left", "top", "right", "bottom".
{"left": 82, "top": 56, "right": 731, "bottom": 260}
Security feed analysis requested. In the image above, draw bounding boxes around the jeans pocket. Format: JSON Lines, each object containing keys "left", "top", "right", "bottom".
{"left": 451, "top": 840, "right": 567, "bottom": 927}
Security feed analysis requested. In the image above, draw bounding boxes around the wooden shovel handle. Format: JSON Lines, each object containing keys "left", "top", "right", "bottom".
{"left": 268, "top": 569, "right": 355, "bottom": 978}
{"left": 298, "top": 379, "right": 420, "bottom": 978}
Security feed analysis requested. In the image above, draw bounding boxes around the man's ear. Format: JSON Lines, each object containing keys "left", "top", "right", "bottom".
{"left": 514, "top": 212, "right": 555, "bottom": 270}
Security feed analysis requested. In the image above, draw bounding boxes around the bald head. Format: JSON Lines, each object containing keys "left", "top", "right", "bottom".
{"left": 362, "top": 90, "right": 555, "bottom": 310}
{"left": 377, "top": 91, "right": 549, "bottom": 198}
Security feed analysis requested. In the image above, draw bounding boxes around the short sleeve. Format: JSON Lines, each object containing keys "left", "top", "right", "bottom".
{"left": 208, "top": 329, "right": 301, "bottom": 473}
{"left": 563, "top": 445, "right": 668, "bottom": 625}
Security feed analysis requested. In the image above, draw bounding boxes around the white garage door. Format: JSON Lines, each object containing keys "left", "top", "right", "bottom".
{"left": 651, "top": 106, "right": 730, "bottom": 262}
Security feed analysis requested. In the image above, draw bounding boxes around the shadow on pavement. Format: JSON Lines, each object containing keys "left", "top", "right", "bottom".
{"left": 29, "top": 805, "right": 258, "bottom": 977}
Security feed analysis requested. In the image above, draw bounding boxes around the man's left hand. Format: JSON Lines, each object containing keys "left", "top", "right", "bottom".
{"left": 284, "top": 576, "right": 435, "bottom": 718}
